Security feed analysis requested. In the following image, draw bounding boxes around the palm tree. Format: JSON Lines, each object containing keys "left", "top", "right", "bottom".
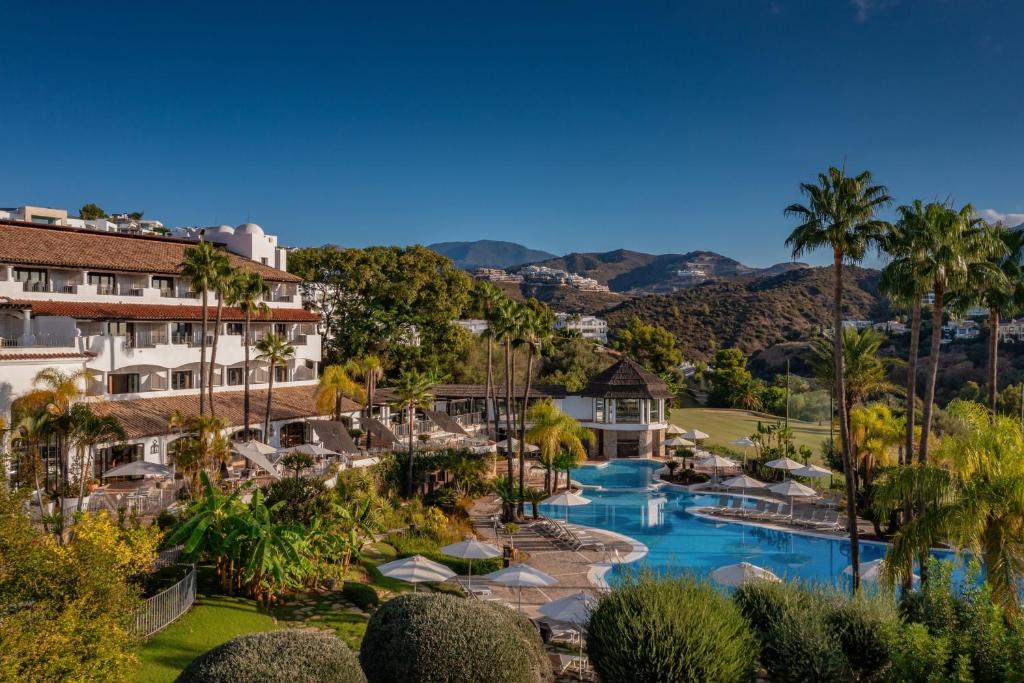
{"left": 66, "top": 404, "right": 125, "bottom": 510}
{"left": 880, "top": 201, "right": 936, "bottom": 466}
{"left": 470, "top": 282, "right": 503, "bottom": 439}
{"left": 180, "top": 240, "right": 229, "bottom": 416}
{"left": 785, "top": 165, "right": 892, "bottom": 592}
{"left": 227, "top": 270, "right": 271, "bottom": 439}
{"left": 517, "top": 307, "right": 553, "bottom": 516}
{"left": 848, "top": 403, "right": 901, "bottom": 489}
{"left": 909, "top": 203, "right": 1004, "bottom": 463}
{"left": 32, "top": 368, "right": 90, "bottom": 508}
{"left": 874, "top": 400, "right": 1024, "bottom": 613}
{"left": 13, "top": 412, "right": 51, "bottom": 530}
{"left": 391, "top": 369, "right": 434, "bottom": 496}
{"left": 347, "top": 355, "right": 383, "bottom": 448}
{"left": 255, "top": 334, "right": 296, "bottom": 443}
{"left": 172, "top": 414, "right": 231, "bottom": 495}
{"left": 492, "top": 298, "right": 524, "bottom": 505}
{"left": 315, "top": 365, "right": 365, "bottom": 421}
{"left": 205, "top": 258, "right": 237, "bottom": 416}
{"left": 525, "top": 400, "right": 594, "bottom": 494}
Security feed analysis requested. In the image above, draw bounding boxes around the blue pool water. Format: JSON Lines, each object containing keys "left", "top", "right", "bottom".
{"left": 539, "top": 460, "right": 956, "bottom": 588}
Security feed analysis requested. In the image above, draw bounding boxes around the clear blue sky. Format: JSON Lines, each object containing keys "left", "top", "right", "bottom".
{"left": 2, "top": 1, "right": 1021, "bottom": 266}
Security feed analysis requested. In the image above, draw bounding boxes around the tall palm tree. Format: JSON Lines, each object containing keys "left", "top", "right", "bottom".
{"left": 14, "top": 412, "right": 50, "bottom": 530}
{"left": 315, "top": 365, "right": 365, "bottom": 421}
{"left": 517, "top": 306, "right": 553, "bottom": 516}
{"left": 205, "top": 258, "right": 237, "bottom": 416}
{"left": 255, "top": 334, "right": 295, "bottom": 443}
{"left": 874, "top": 400, "right": 1024, "bottom": 614}
{"left": 32, "top": 368, "right": 90, "bottom": 507}
{"left": 910, "top": 203, "right": 1004, "bottom": 464}
{"left": 227, "top": 270, "right": 271, "bottom": 439}
{"left": 347, "top": 355, "right": 383, "bottom": 448}
{"left": 66, "top": 404, "right": 125, "bottom": 510}
{"left": 526, "top": 400, "right": 594, "bottom": 494}
{"left": 491, "top": 298, "right": 524, "bottom": 511}
{"left": 391, "top": 369, "right": 434, "bottom": 496}
{"left": 785, "top": 166, "right": 892, "bottom": 592}
{"left": 470, "top": 282, "right": 503, "bottom": 439}
{"left": 180, "top": 240, "right": 229, "bottom": 416}
{"left": 880, "top": 201, "right": 936, "bottom": 466}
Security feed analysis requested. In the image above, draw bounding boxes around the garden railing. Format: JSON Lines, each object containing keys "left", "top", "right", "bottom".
{"left": 134, "top": 563, "right": 196, "bottom": 638}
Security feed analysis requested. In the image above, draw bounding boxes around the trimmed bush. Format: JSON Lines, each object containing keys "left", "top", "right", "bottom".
{"left": 733, "top": 581, "right": 848, "bottom": 682}
{"left": 824, "top": 595, "right": 898, "bottom": 681}
{"left": 587, "top": 574, "right": 757, "bottom": 683}
{"left": 359, "top": 593, "right": 551, "bottom": 683}
{"left": 175, "top": 630, "right": 366, "bottom": 683}
{"left": 342, "top": 581, "right": 380, "bottom": 611}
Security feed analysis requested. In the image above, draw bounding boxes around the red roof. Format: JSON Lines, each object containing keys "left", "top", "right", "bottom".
{"left": 0, "top": 220, "right": 300, "bottom": 282}
{"left": 11, "top": 299, "right": 320, "bottom": 323}
{"left": 0, "top": 351, "right": 95, "bottom": 361}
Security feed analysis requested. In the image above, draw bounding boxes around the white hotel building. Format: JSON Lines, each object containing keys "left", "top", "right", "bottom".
{"left": 0, "top": 219, "right": 341, "bottom": 476}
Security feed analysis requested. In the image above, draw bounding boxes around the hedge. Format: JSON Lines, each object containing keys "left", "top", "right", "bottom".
{"left": 342, "top": 582, "right": 380, "bottom": 611}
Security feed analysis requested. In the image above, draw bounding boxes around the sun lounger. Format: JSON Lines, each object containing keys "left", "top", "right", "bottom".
{"left": 567, "top": 524, "right": 606, "bottom": 550}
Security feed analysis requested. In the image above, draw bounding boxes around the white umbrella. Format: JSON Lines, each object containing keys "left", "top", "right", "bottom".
{"left": 697, "top": 454, "right": 737, "bottom": 469}
{"left": 792, "top": 464, "right": 832, "bottom": 479}
{"left": 712, "top": 561, "right": 780, "bottom": 587}
{"left": 720, "top": 474, "right": 767, "bottom": 490}
{"left": 242, "top": 440, "right": 278, "bottom": 455}
{"left": 278, "top": 443, "right": 339, "bottom": 458}
{"left": 102, "top": 461, "right": 172, "bottom": 478}
{"left": 441, "top": 538, "right": 501, "bottom": 591}
{"left": 765, "top": 457, "right": 804, "bottom": 478}
{"left": 683, "top": 429, "right": 710, "bottom": 441}
{"left": 730, "top": 437, "right": 756, "bottom": 448}
{"left": 498, "top": 438, "right": 539, "bottom": 453}
{"left": 377, "top": 555, "right": 455, "bottom": 592}
{"left": 485, "top": 564, "right": 558, "bottom": 611}
{"left": 544, "top": 491, "right": 591, "bottom": 522}
{"left": 539, "top": 592, "right": 597, "bottom": 660}
{"left": 665, "top": 436, "right": 696, "bottom": 447}
{"left": 844, "top": 559, "right": 919, "bottom": 583}
{"left": 666, "top": 424, "right": 686, "bottom": 435}
{"left": 768, "top": 479, "right": 818, "bottom": 518}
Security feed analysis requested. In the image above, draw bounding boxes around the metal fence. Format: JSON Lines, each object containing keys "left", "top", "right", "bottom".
{"left": 134, "top": 564, "right": 197, "bottom": 638}
{"left": 155, "top": 545, "right": 185, "bottom": 567}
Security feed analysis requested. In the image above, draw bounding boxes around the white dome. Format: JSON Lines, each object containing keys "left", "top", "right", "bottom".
{"left": 207, "top": 224, "right": 235, "bottom": 235}
{"left": 236, "top": 222, "right": 264, "bottom": 235}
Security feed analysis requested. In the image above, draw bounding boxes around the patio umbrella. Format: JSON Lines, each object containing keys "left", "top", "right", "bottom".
{"left": 720, "top": 474, "right": 767, "bottom": 497}
{"left": 768, "top": 479, "right": 818, "bottom": 517}
{"left": 440, "top": 538, "right": 501, "bottom": 591}
{"left": 278, "top": 443, "right": 339, "bottom": 458}
{"left": 497, "top": 438, "right": 539, "bottom": 453}
{"left": 233, "top": 442, "right": 283, "bottom": 480}
{"left": 666, "top": 424, "right": 686, "bottom": 435}
{"left": 792, "top": 464, "right": 832, "bottom": 479}
{"left": 697, "top": 454, "right": 737, "bottom": 484}
{"left": 539, "top": 592, "right": 597, "bottom": 660}
{"left": 764, "top": 457, "right": 804, "bottom": 478}
{"left": 683, "top": 429, "right": 709, "bottom": 441}
{"left": 377, "top": 555, "right": 455, "bottom": 592}
{"left": 485, "top": 564, "right": 558, "bottom": 611}
{"left": 844, "top": 559, "right": 919, "bottom": 583}
{"left": 730, "top": 437, "right": 756, "bottom": 448}
{"left": 102, "top": 461, "right": 172, "bottom": 478}
{"left": 544, "top": 490, "right": 591, "bottom": 522}
{"left": 243, "top": 440, "right": 278, "bottom": 455}
{"left": 712, "top": 561, "right": 780, "bottom": 587}
{"left": 664, "top": 436, "right": 695, "bottom": 448}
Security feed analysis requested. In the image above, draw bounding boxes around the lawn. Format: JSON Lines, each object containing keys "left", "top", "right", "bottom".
{"left": 670, "top": 407, "right": 832, "bottom": 459}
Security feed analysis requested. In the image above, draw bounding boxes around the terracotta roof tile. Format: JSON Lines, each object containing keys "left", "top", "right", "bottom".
{"left": 11, "top": 299, "right": 319, "bottom": 323}
{"left": 89, "top": 385, "right": 361, "bottom": 440}
{"left": 0, "top": 351, "right": 95, "bottom": 361}
{"left": 581, "top": 358, "right": 673, "bottom": 400}
{"left": 0, "top": 221, "right": 299, "bottom": 282}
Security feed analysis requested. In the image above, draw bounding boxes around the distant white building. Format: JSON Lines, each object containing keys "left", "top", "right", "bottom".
{"left": 841, "top": 320, "right": 873, "bottom": 331}
{"left": 473, "top": 267, "right": 523, "bottom": 283}
{"left": 554, "top": 313, "right": 608, "bottom": 343}
{"left": 873, "top": 320, "right": 909, "bottom": 336}
{"left": 999, "top": 318, "right": 1024, "bottom": 344}
{"left": 454, "top": 319, "right": 489, "bottom": 335}
{"left": 943, "top": 319, "right": 980, "bottom": 340}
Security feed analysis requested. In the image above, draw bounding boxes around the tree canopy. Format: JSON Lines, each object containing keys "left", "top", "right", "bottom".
{"left": 611, "top": 317, "right": 682, "bottom": 374}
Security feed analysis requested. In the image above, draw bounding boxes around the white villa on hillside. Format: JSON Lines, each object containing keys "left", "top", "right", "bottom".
{"left": 0, "top": 219, "right": 329, "bottom": 480}
{"left": 554, "top": 313, "right": 608, "bottom": 344}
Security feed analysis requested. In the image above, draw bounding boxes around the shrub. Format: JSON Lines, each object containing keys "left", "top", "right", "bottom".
{"left": 887, "top": 622, "right": 950, "bottom": 683}
{"left": 587, "top": 574, "right": 757, "bottom": 683}
{"left": 359, "top": 593, "right": 551, "bottom": 683}
{"left": 176, "top": 630, "right": 366, "bottom": 683}
{"left": 733, "top": 581, "right": 848, "bottom": 682}
{"left": 264, "top": 477, "right": 332, "bottom": 525}
{"left": 677, "top": 469, "right": 709, "bottom": 485}
{"left": 342, "top": 582, "right": 380, "bottom": 611}
{"left": 824, "top": 594, "right": 898, "bottom": 681}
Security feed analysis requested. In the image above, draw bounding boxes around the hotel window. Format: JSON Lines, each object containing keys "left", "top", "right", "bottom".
{"left": 172, "top": 371, "right": 193, "bottom": 390}
{"left": 274, "top": 323, "right": 287, "bottom": 337}
{"left": 153, "top": 276, "right": 174, "bottom": 293}
{"left": 108, "top": 373, "right": 140, "bottom": 395}
{"left": 615, "top": 399, "right": 642, "bottom": 423}
{"left": 227, "top": 368, "right": 244, "bottom": 386}
{"left": 106, "top": 321, "right": 129, "bottom": 337}
{"left": 594, "top": 398, "right": 606, "bottom": 423}
{"left": 650, "top": 400, "right": 661, "bottom": 423}
{"left": 226, "top": 322, "right": 244, "bottom": 336}
{"left": 14, "top": 267, "right": 48, "bottom": 286}
{"left": 89, "top": 272, "right": 116, "bottom": 294}
{"left": 274, "top": 366, "right": 288, "bottom": 382}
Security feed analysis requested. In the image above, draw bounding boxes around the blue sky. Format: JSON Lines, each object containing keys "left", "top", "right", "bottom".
{"left": 1, "top": 0, "right": 1021, "bottom": 266}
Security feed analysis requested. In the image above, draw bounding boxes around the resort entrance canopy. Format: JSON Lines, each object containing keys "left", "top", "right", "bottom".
{"left": 307, "top": 420, "right": 360, "bottom": 454}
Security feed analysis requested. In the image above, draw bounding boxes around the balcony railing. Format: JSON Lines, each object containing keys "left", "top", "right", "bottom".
{"left": 97, "top": 284, "right": 145, "bottom": 297}
{"left": 124, "top": 331, "right": 169, "bottom": 349}
{"left": 19, "top": 281, "right": 78, "bottom": 294}
{"left": 270, "top": 292, "right": 295, "bottom": 302}
{"left": 0, "top": 335, "right": 80, "bottom": 349}
{"left": 453, "top": 411, "right": 484, "bottom": 426}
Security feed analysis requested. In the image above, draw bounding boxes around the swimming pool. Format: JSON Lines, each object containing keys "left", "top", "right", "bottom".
{"left": 539, "top": 460, "right": 954, "bottom": 588}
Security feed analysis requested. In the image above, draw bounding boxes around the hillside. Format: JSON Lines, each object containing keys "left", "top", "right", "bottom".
{"left": 427, "top": 240, "right": 556, "bottom": 270}
{"left": 525, "top": 249, "right": 808, "bottom": 293}
{"left": 602, "top": 266, "right": 888, "bottom": 361}
{"left": 491, "top": 281, "right": 629, "bottom": 314}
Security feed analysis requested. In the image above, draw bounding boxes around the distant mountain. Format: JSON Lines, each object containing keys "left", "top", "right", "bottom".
{"left": 428, "top": 240, "right": 557, "bottom": 270}
{"left": 524, "top": 249, "right": 811, "bottom": 294}
{"left": 601, "top": 266, "right": 888, "bottom": 361}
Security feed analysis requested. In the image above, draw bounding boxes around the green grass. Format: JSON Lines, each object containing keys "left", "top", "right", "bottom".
{"left": 670, "top": 407, "right": 831, "bottom": 460}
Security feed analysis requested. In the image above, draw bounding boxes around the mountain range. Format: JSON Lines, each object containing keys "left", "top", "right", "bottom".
{"left": 427, "top": 240, "right": 557, "bottom": 270}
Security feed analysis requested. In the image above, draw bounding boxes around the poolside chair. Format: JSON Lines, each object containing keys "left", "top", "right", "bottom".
{"left": 567, "top": 524, "right": 606, "bottom": 551}
{"left": 794, "top": 508, "right": 821, "bottom": 527}
{"left": 813, "top": 509, "right": 842, "bottom": 532}
{"left": 724, "top": 498, "right": 745, "bottom": 516}
{"left": 711, "top": 495, "right": 729, "bottom": 513}
{"left": 745, "top": 499, "right": 769, "bottom": 519}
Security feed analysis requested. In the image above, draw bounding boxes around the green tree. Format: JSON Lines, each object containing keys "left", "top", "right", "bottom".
{"left": 205, "top": 259, "right": 237, "bottom": 416}
{"left": 346, "top": 355, "right": 384, "bottom": 449}
{"left": 491, "top": 298, "right": 526, "bottom": 515}
{"left": 875, "top": 400, "right": 1024, "bottom": 613}
{"left": 390, "top": 369, "right": 434, "bottom": 496}
{"left": 785, "top": 165, "right": 892, "bottom": 592}
{"left": 706, "top": 348, "right": 756, "bottom": 408}
{"left": 316, "top": 365, "right": 365, "bottom": 421}
{"left": 65, "top": 404, "right": 125, "bottom": 510}
{"left": 78, "top": 203, "right": 107, "bottom": 220}
{"left": 226, "top": 270, "right": 271, "bottom": 438}
{"left": 255, "top": 334, "right": 295, "bottom": 441}
{"left": 516, "top": 305, "right": 554, "bottom": 516}
{"left": 181, "top": 241, "right": 231, "bottom": 416}
{"left": 469, "top": 281, "right": 505, "bottom": 443}
{"left": 611, "top": 317, "right": 682, "bottom": 374}
{"left": 525, "top": 400, "right": 593, "bottom": 493}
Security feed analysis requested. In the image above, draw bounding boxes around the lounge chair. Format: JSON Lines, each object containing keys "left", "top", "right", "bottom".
{"left": 745, "top": 499, "right": 768, "bottom": 519}
{"left": 709, "top": 495, "right": 729, "bottom": 512}
{"left": 723, "top": 498, "right": 745, "bottom": 516}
